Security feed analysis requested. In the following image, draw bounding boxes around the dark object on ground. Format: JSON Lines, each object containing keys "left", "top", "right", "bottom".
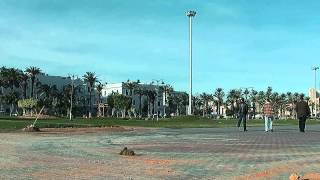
{"left": 22, "top": 125, "right": 40, "bottom": 132}
{"left": 119, "top": 147, "right": 135, "bottom": 156}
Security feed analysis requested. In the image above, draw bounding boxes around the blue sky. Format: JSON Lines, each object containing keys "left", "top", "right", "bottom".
{"left": 0, "top": 0, "right": 319, "bottom": 94}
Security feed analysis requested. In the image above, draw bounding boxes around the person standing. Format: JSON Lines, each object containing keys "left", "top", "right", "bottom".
{"left": 295, "top": 95, "right": 311, "bottom": 132}
{"left": 263, "top": 99, "right": 274, "bottom": 132}
{"left": 237, "top": 98, "right": 248, "bottom": 132}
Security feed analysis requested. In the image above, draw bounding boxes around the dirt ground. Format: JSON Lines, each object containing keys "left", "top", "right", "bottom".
{"left": 1, "top": 125, "right": 320, "bottom": 179}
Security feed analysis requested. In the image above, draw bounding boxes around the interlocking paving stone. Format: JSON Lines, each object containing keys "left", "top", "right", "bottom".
{"left": 0, "top": 125, "right": 320, "bottom": 179}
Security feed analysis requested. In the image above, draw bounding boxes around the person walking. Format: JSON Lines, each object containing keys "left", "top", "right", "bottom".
{"left": 263, "top": 99, "right": 274, "bottom": 132}
{"left": 237, "top": 98, "right": 248, "bottom": 132}
{"left": 295, "top": 95, "right": 311, "bottom": 132}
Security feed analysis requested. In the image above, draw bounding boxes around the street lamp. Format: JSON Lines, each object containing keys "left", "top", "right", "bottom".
{"left": 186, "top": 10, "right": 196, "bottom": 115}
{"left": 312, "top": 66, "right": 319, "bottom": 118}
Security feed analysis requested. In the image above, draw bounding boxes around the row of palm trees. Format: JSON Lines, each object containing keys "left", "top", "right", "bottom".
{"left": 0, "top": 66, "right": 100, "bottom": 117}
{"left": 193, "top": 86, "right": 309, "bottom": 119}
{"left": 0, "top": 66, "right": 310, "bottom": 119}
{"left": 0, "top": 66, "right": 42, "bottom": 115}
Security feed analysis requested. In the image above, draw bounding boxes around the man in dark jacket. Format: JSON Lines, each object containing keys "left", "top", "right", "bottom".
{"left": 295, "top": 95, "right": 311, "bottom": 132}
{"left": 237, "top": 98, "right": 249, "bottom": 132}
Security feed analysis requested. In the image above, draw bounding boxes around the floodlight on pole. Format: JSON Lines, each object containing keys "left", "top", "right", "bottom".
{"left": 186, "top": 10, "right": 196, "bottom": 115}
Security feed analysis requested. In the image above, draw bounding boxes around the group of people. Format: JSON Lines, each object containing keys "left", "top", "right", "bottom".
{"left": 237, "top": 95, "right": 311, "bottom": 132}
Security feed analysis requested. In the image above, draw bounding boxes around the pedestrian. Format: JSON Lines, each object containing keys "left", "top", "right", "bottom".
{"left": 295, "top": 95, "right": 311, "bottom": 132}
{"left": 237, "top": 98, "right": 248, "bottom": 132}
{"left": 263, "top": 99, "right": 274, "bottom": 132}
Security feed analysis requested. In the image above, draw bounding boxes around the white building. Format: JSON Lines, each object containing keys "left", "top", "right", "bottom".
{"left": 102, "top": 82, "right": 167, "bottom": 117}
{"left": 308, "top": 88, "right": 319, "bottom": 116}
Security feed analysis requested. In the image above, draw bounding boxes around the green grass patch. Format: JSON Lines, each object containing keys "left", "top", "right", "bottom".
{"left": 0, "top": 116, "right": 319, "bottom": 132}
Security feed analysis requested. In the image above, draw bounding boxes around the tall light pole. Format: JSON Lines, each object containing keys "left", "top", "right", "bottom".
{"left": 186, "top": 10, "right": 196, "bottom": 115}
{"left": 312, "top": 66, "right": 319, "bottom": 118}
{"left": 69, "top": 74, "right": 77, "bottom": 121}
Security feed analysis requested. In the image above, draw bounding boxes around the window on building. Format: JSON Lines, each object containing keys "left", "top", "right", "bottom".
{"left": 133, "top": 100, "right": 135, "bottom": 105}
{"left": 126, "top": 90, "right": 128, "bottom": 95}
{"left": 158, "top": 101, "right": 160, "bottom": 106}
{"left": 117, "top": 90, "right": 119, "bottom": 93}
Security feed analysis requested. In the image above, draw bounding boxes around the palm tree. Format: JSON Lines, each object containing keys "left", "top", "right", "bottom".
{"left": 270, "top": 92, "right": 280, "bottom": 117}
{"left": 200, "top": 93, "right": 213, "bottom": 117}
{"left": 135, "top": 87, "right": 145, "bottom": 117}
{"left": 83, "top": 72, "right": 98, "bottom": 118}
{"left": 160, "top": 85, "right": 173, "bottom": 117}
{"left": 123, "top": 80, "right": 139, "bottom": 117}
{"left": 279, "top": 93, "right": 287, "bottom": 118}
{"left": 0, "top": 67, "right": 10, "bottom": 112}
{"left": 4, "top": 91, "right": 20, "bottom": 116}
{"left": 256, "top": 91, "right": 265, "bottom": 114}
{"left": 145, "top": 90, "right": 156, "bottom": 117}
{"left": 214, "top": 88, "right": 224, "bottom": 115}
{"left": 25, "top": 66, "right": 41, "bottom": 98}
{"left": 37, "top": 84, "right": 58, "bottom": 113}
{"left": 20, "top": 73, "right": 29, "bottom": 99}
{"left": 96, "top": 82, "right": 103, "bottom": 103}
{"left": 113, "top": 93, "right": 131, "bottom": 118}
{"left": 265, "top": 86, "right": 273, "bottom": 100}
{"left": 38, "top": 84, "right": 51, "bottom": 99}
{"left": 243, "top": 88, "right": 250, "bottom": 101}
{"left": 50, "top": 85, "right": 59, "bottom": 115}
{"left": 286, "top": 92, "right": 294, "bottom": 118}
{"left": 293, "top": 92, "right": 300, "bottom": 101}
{"left": 249, "top": 90, "right": 258, "bottom": 119}
{"left": 193, "top": 95, "right": 203, "bottom": 115}
{"left": 227, "top": 89, "right": 241, "bottom": 117}
{"left": 179, "top": 92, "right": 189, "bottom": 115}
{"left": 96, "top": 82, "right": 103, "bottom": 117}
{"left": 3, "top": 68, "right": 22, "bottom": 91}
{"left": 227, "top": 89, "right": 236, "bottom": 117}
{"left": 123, "top": 80, "right": 138, "bottom": 97}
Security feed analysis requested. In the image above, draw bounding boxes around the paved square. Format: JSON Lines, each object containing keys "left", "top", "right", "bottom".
{"left": 1, "top": 125, "right": 320, "bottom": 179}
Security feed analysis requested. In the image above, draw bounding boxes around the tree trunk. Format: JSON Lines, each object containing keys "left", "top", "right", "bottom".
{"left": 89, "top": 90, "right": 92, "bottom": 118}
{"left": 202, "top": 106, "right": 205, "bottom": 117}
{"left": 111, "top": 108, "right": 115, "bottom": 117}
{"left": 23, "top": 83, "right": 27, "bottom": 99}
{"left": 31, "top": 78, "right": 35, "bottom": 98}
{"left": 121, "top": 109, "right": 126, "bottom": 118}
{"left": 139, "top": 95, "right": 142, "bottom": 118}
{"left": 132, "top": 108, "right": 137, "bottom": 118}
{"left": 10, "top": 103, "right": 13, "bottom": 116}
{"left": 128, "top": 109, "right": 131, "bottom": 118}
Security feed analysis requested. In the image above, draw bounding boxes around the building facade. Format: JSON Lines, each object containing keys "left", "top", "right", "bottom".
{"left": 102, "top": 82, "right": 169, "bottom": 117}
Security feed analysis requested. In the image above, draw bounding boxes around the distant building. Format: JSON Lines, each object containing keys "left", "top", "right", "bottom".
{"left": 0, "top": 74, "right": 97, "bottom": 116}
{"left": 102, "top": 82, "right": 167, "bottom": 116}
{"left": 308, "top": 88, "right": 320, "bottom": 116}
{"left": 309, "top": 88, "right": 319, "bottom": 103}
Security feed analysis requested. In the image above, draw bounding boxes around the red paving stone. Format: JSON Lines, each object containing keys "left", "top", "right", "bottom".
{"left": 0, "top": 125, "right": 320, "bottom": 179}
